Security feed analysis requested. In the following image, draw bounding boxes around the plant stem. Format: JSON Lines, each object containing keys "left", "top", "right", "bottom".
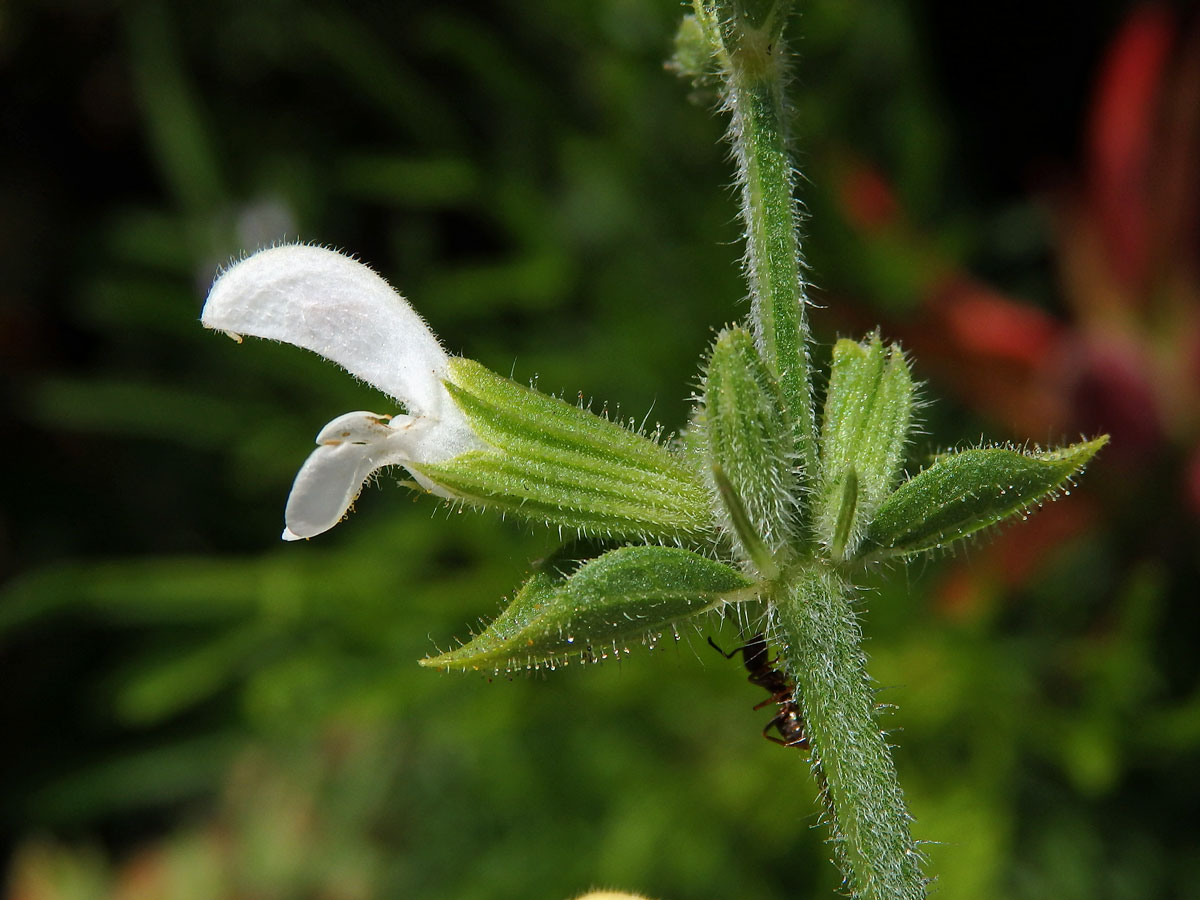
{"left": 701, "top": 7, "right": 926, "bottom": 896}
{"left": 775, "top": 568, "right": 925, "bottom": 900}
{"left": 712, "top": 2, "right": 816, "bottom": 477}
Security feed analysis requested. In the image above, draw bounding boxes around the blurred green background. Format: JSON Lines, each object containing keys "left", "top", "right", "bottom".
{"left": 2, "top": 1, "right": 1199, "bottom": 898}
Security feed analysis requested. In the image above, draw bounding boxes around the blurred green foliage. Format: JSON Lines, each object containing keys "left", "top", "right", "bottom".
{"left": 2, "top": 1, "right": 1198, "bottom": 899}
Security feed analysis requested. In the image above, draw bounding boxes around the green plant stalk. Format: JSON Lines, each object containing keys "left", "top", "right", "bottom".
{"left": 775, "top": 568, "right": 924, "bottom": 900}
{"left": 707, "top": 5, "right": 926, "bottom": 897}
{"left": 718, "top": 13, "right": 816, "bottom": 475}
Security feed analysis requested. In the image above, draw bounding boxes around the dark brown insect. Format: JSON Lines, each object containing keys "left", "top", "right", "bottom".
{"left": 709, "top": 634, "right": 809, "bottom": 751}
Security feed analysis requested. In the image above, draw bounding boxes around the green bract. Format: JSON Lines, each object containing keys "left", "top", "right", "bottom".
{"left": 416, "top": 358, "right": 712, "bottom": 541}
{"left": 420, "top": 546, "right": 754, "bottom": 672}
{"left": 863, "top": 437, "right": 1109, "bottom": 559}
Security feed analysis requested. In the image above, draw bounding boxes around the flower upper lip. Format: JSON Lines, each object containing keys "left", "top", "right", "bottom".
{"left": 201, "top": 244, "right": 485, "bottom": 541}
{"left": 201, "top": 243, "right": 452, "bottom": 416}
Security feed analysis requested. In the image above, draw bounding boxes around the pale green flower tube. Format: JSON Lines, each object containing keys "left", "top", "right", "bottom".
{"left": 202, "top": 244, "right": 710, "bottom": 544}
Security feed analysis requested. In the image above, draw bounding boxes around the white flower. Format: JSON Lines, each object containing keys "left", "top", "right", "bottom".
{"left": 201, "top": 244, "right": 484, "bottom": 541}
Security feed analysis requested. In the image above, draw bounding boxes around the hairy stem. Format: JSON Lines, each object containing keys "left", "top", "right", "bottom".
{"left": 709, "top": 1, "right": 816, "bottom": 477}
{"left": 775, "top": 568, "right": 925, "bottom": 900}
{"left": 698, "top": 7, "right": 926, "bottom": 896}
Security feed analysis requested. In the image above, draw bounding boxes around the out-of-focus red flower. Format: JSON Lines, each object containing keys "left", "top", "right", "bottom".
{"left": 876, "top": 5, "right": 1196, "bottom": 507}
{"left": 830, "top": 5, "right": 1200, "bottom": 607}
{"left": 910, "top": 276, "right": 1070, "bottom": 440}
{"left": 835, "top": 159, "right": 900, "bottom": 234}
{"left": 1087, "top": 2, "right": 1176, "bottom": 290}
{"left": 1057, "top": 3, "right": 1200, "bottom": 474}
{"left": 935, "top": 278, "right": 1062, "bottom": 367}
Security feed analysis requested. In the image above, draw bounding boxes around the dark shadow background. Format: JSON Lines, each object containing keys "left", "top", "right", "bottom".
{"left": 2, "top": 1, "right": 1198, "bottom": 898}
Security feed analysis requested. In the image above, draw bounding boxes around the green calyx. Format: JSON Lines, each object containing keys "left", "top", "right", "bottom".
{"left": 702, "top": 326, "right": 796, "bottom": 569}
{"left": 416, "top": 358, "right": 711, "bottom": 541}
{"left": 421, "top": 546, "right": 755, "bottom": 673}
{"left": 816, "top": 333, "right": 915, "bottom": 560}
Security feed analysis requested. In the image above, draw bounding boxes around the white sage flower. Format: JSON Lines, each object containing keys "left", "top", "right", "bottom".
{"left": 201, "top": 244, "right": 484, "bottom": 541}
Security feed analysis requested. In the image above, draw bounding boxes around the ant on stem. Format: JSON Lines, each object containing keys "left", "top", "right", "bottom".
{"left": 709, "top": 633, "right": 809, "bottom": 751}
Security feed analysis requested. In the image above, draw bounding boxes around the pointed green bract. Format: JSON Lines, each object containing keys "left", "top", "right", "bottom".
{"left": 416, "top": 359, "right": 711, "bottom": 540}
{"left": 420, "top": 546, "right": 754, "bottom": 672}
{"left": 702, "top": 327, "right": 796, "bottom": 565}
{"left": 863, "top": 437, "right": 1108, "bottom": 559}
{"left": 817, "top": 333, "right": 915, "bottom": 559}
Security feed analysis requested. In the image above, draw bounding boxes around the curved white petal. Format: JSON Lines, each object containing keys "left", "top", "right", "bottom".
{"left": 283, "top": 438, "right": 382, "bottom": 541}
{"left": 202, "top": 245, "right": 449, "bottom": 417}
{"left": 282, "top": 410, "right": 476, "bottom": 540}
